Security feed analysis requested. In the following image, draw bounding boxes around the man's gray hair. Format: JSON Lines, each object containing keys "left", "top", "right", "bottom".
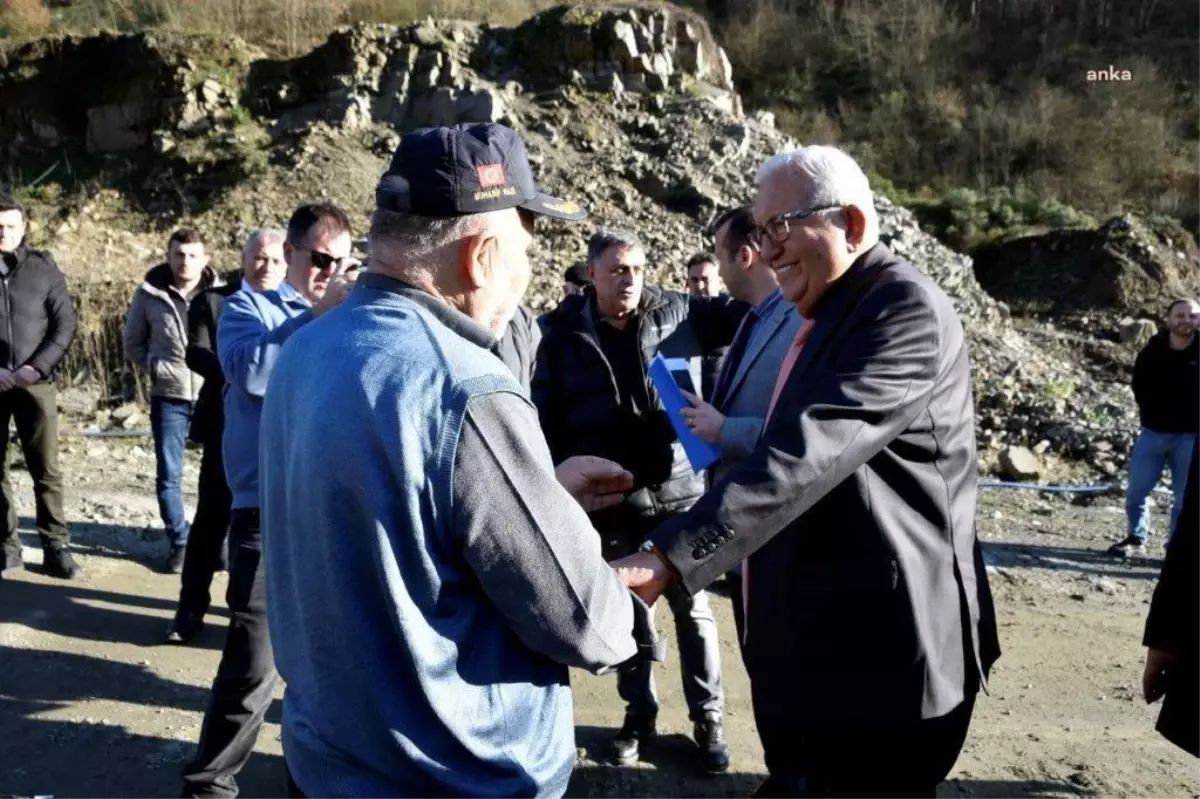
{"left": 755, "top": 146, "right": 875, "bottom": 222}
{"left": 368, "top": 208, "right": 487, "bottom": 270}
{"left": 242, "top": 227, "right": 285, "bottom": 258}
{"left": 587, "top": 229, "right": 644, "bottom": 265}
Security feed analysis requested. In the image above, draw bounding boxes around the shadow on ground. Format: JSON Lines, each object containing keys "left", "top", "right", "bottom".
{"left": 567, "top": 730, "right": 1088, "bottom": 798}
{"left": 569, "top": 725, "right": 764, "bottom": 797}
{"left": 17, "top": 516, "right": 193, "bottom": 575}
{"left": 0, "top": 572, "right": 228, "bottom": 650}
{"left": 0, "top": 699, "right": 286, "bottom": 799}
{"left": 942, "top": 778, "right": 1094, "bottom": 797}
{"left": 0, "top": 644, "right": 283, "bottom": 798}
{"left": 982, "top": 542, "right": 1161, "bottom": 581}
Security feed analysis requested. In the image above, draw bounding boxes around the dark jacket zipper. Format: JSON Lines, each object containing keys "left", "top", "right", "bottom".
{"left": 2, "top": 275, "right": 13, "bottom": 370}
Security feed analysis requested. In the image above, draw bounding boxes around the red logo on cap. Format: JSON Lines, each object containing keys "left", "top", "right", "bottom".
{"left": 476, "top": 163, "right": 507, "bottom": 189}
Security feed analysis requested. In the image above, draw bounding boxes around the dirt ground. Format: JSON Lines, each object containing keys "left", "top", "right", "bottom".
{"left": 0, "top": 426, "right": 1197, "bottom": 799}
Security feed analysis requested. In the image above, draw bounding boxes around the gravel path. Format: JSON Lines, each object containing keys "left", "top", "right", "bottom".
{"left": 0, "top": 432, "right": 1196, "bottom": 798}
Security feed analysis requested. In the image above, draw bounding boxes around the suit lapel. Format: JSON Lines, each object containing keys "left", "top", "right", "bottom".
{"left": 721, "top": 300, "right": 789, "bottom": 405}
{"left": 769, "top": 247, "right": 890, "bottom": 420}
{"left": 710, "top": 315, "right": 748, "bottom": 407}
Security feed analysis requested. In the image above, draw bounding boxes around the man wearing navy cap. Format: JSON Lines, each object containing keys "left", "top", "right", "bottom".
{"left": 259, "top": 123, "right": 645, "bottom": 798}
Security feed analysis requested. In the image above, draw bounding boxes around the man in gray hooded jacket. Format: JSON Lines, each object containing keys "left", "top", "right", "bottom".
{"left": 123, "top": 228, "right": 219, "bottom": 573}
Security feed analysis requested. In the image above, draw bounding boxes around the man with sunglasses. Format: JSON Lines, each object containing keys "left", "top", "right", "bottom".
{"left": 615, "top": 145, "right": 1000, "bottom": 797}
{"left": 181, "top": 203, "right": 358, "bottom": 798}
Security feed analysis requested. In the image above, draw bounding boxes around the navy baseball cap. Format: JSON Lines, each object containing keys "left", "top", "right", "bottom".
{"left": 376, "top": 123, "right": 586, "bottom": 222}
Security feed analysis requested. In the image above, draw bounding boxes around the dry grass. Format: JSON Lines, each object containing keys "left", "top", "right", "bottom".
{"left": 62, "top": 283, "right": 140, "bottom": 400}
{"left": 0, "top": 0, "right": 51, "bottom": 34}
{"left": 4, "top": 0, "right": 561, "bottom": 53}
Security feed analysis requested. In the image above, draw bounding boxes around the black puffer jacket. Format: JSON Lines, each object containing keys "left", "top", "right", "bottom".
{"left": 186, "top": 270, "right": 240, "bottom": 444}
{"left": 533, "top": 285, "right": 747, "bottom": 527}
{"left": 0, "top": 244, "right": 77, "bottom": 379}
{"left": 493, "top": 304, "right": 542, "bottom": 392}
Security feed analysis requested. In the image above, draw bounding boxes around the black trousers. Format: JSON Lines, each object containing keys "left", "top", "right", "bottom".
{"left": 175, "top": 434, "right": 232, "bottom": 621}
{"left": 182, "top": 509, "right": 277, "bottom": 798}
{"left": 729, "top": 573, "right": 745, "bottom": 651}
{"left": 755, "top": 693, "right": 978, "bottom": 798}
{"left": 0, "top": 383, "right": 67, "bottom": 549}
{"left": 284, "top": 767, "right": 306, "bottom": 799}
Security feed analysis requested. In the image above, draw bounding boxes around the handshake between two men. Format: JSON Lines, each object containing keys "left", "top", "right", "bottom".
{"left": 553, "top": 455, "right": 680, "bottom": 608}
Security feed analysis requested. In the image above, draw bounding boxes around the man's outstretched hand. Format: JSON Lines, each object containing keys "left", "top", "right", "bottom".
{"left": 555, "top": 455, "right": 634, "bottom": 512}
{"left": 612, "top": 550, "right": 673, "bottom": 606}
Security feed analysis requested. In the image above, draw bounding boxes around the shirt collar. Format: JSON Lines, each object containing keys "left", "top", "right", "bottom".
{"left": 752, "top": 287, "right": 783, "bottom": 319}
{"left": 356, "top": 271, "right": 498, "bottom": 351}
{"left": 277, "top": 280, "right": 311, "bottom": 307}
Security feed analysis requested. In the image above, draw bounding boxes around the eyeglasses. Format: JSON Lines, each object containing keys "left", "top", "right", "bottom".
{"left": 748, "top": 204, "right": 842, "bottom": 249}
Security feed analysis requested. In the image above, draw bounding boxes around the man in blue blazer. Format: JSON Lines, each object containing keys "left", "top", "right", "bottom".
{"left": 681, "top": 206, "right": 802, "bottom": 638}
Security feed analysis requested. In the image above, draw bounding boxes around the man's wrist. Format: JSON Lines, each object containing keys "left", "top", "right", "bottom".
{"left": 640, "top": 540, "right": 678, "bottom": 578}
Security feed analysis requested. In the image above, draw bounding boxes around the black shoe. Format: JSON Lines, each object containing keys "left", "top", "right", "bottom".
{"left": 1, "top": 540, "right": 24, "bottom": 577}
{"left": 611, "top": 714, "right": 656, "bottom": 765}
{"left": 694, "top": 717, "right": 731, "bottom": 774}
{"left": 1106, "top": 536, "right": 1146, "bottom": 557}
{"left": 165, "top": 544, "right": 187, "bottom": 574}
{"left": 165, "top": 611, "right": 205, "bottom": 644}
{"left": 43, "top": 547, "right": 80, "bottom": 579}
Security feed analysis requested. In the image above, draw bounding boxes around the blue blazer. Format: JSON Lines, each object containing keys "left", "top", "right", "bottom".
{"left": 709, "top": 290, "right": 803, "bottom": 486}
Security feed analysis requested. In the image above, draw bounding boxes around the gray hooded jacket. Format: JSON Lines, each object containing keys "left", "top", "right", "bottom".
{"left": 123, "top": 262, "right": 221, "bottom": 401}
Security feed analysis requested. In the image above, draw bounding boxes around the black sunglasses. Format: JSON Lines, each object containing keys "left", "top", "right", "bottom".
{"left": 309, "top": 250, "right": 352, "bottom": 271}
{"left": 308, "top": 250, "right": 337, "bottom": 271}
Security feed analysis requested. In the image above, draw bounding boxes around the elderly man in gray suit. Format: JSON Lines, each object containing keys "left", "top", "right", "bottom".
{"left": 680, "top": 205, "right": 802, "bottom": 639}
{"left": 614, "top": 145, "right": 1000, "bottom": 798}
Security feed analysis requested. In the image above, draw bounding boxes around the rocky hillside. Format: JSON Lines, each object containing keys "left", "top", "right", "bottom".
{"left": 0, "top": 3, "right": 1185, "bottom": 480}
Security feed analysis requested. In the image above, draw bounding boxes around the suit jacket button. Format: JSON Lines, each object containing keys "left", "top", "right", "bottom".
{"left": 692, "top": 548, "right": 704, "bottom": 560}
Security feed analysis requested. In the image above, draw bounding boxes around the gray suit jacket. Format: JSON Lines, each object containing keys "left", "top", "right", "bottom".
{"left": 651, "top": 243, "right": 1001, "bottom": 729}
{"left": 709, "top": 290, "right": 804, "bottom": 487}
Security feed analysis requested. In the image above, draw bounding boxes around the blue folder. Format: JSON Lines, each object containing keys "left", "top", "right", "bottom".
{"left": 648, "top": 354, "right": 721, "bottom": 472}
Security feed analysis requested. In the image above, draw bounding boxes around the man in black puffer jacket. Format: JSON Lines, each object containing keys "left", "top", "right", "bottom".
{"left": 533, "top": 229, "right": 747, "bottom": 775}
{"left": 0, "top": 194, "right": 79, "bottom": 580}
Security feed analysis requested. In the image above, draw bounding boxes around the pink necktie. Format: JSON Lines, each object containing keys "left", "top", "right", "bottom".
{"left": 743, "top": 319, "right": 814, "bottom": 645}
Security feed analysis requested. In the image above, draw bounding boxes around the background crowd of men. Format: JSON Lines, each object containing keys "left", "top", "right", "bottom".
{"left": 0, "top": 117, "right": 1193, "bottom": 798}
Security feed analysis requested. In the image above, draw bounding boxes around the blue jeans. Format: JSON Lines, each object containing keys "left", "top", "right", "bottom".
{"left": 1126, "top": 428, "right": 1196, "bottom": 543}
{"left": 151, "top": 397, "right": 193, "bottom": 545}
